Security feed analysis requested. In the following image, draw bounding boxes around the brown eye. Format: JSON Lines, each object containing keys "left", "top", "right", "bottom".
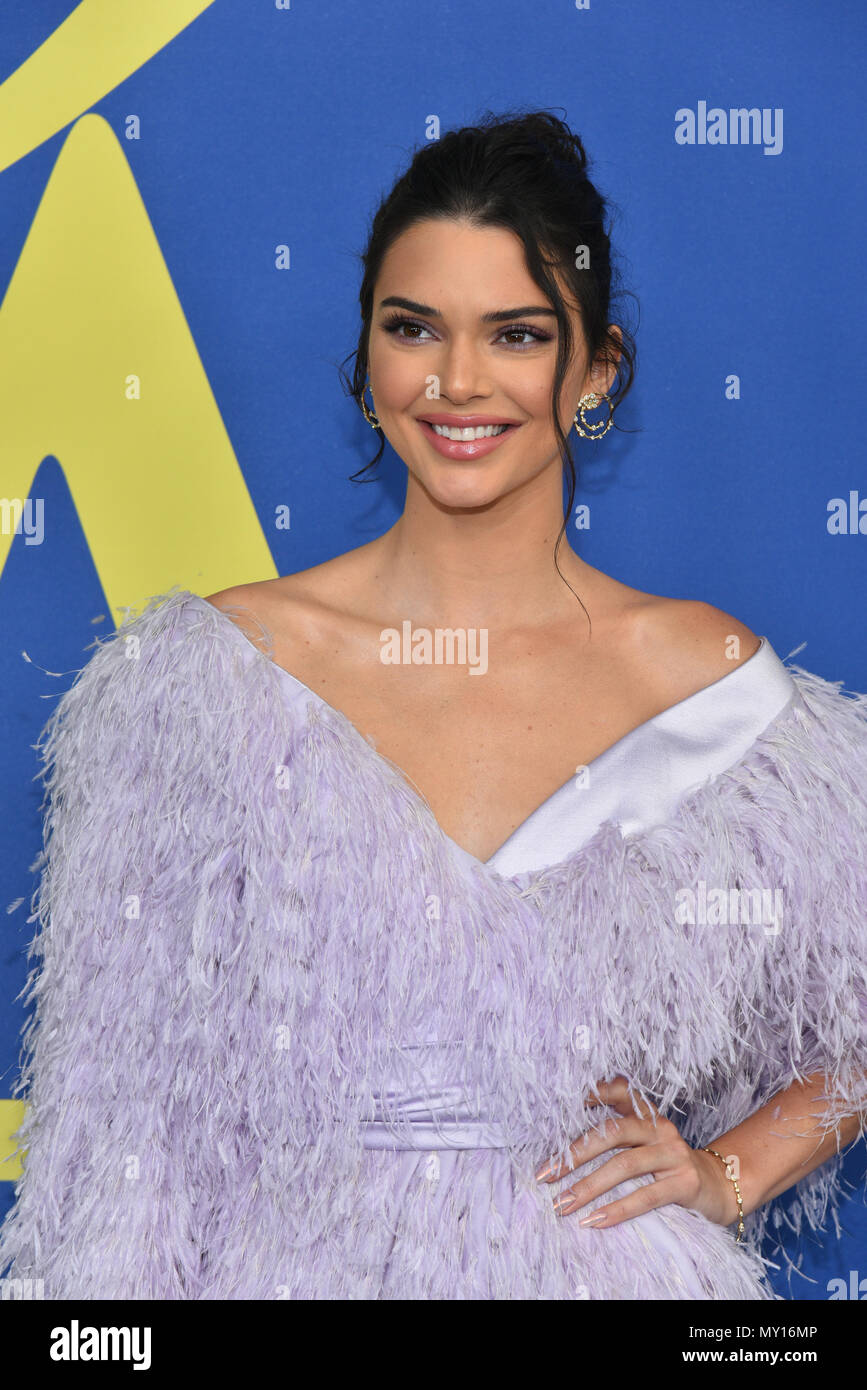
{"left": 381, "top": 316, "right": 435, "bottom": 342}
{"left": 498, "top": 325, "right": 553, "bottom": 347}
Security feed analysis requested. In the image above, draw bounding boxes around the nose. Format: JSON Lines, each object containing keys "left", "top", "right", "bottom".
{"left": 431, "top": 334, "right": 493, "bottom": 404}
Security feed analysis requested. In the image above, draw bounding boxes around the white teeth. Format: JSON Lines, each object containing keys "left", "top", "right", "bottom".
{"left": 429, "top": 423, "right": 509, "bottom": 440}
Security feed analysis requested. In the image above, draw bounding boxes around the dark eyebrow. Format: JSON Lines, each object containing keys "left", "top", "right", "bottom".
{"left": 378, "top": 295, "right": 557, "bottom": 323}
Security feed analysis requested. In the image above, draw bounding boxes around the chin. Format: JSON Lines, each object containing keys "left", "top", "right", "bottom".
{"left": 414, "top": 467, "right": 514, "bottom": 510}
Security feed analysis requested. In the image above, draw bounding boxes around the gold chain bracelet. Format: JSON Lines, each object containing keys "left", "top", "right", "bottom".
{"left": 702, "top": 1146, "right": 745, "bottom": 1243}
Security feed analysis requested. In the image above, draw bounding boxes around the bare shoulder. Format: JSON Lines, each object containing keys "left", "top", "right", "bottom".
{"left": 202, "top": 550, "right": 372, "bottom": 662}
{"left": 202, "top": 581, "right": 275, "bottom": 648}
{"left": 626, "top": 596, "right": 762, "bottom": 703}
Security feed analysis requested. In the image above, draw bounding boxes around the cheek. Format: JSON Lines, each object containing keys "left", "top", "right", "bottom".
{"left": 368, "top": 350, "right": 427, "bottom": 407}
{"left": 516, "top": 384, "right": 559, "bottom": 424}
{"left": 506, "top": 360, "right": 576, "bottom": 420}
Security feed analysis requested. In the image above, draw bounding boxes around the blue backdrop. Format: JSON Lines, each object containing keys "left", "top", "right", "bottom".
{"left": 0, "top": 0, "right": 865, "bottom": 1301}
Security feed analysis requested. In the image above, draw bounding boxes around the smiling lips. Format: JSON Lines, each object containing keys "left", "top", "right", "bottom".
{"left": 416, "top": 414, "right": 523, "bottom": 459}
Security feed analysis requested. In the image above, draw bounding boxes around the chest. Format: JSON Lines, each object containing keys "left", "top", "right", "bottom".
{"left": 278, "top": 641, "right": 670, "bottom": 863}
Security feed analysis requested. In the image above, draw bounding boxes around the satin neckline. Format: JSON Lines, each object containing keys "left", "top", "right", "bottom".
{"left": 194, "top": 592, "right": 797, "bottom": 877}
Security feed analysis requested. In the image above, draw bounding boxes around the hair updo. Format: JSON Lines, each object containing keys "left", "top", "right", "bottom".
{"left": 340, "top": 107, "right": 637, "bottom": 617}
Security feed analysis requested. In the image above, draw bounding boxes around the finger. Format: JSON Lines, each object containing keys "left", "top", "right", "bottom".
{"left": 536, "top": 1115, "right": 651, "bottom": 1182}
{"left": 584, "top": 1077, "right": 624, "bottom": 1107}
{"left": 591, "top": 1089, "right": 661, "bottom": 1123}
{"left": 569, "top": 1174, "right": 687, "bottom": 1228}
{"left": 552, "top": 1144, "right": 679, "bottom": 1214}
{"left": 587, "top": 1081, "right": 660, "bottom": 1123}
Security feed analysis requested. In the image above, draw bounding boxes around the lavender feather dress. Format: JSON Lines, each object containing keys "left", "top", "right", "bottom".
{"left": 1, "top": 587, "right": 866, "bottom": 1300}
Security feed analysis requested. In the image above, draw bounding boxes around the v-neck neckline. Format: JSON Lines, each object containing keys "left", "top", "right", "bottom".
{"left": 193, "top": 591, "right": 773, "bottom": 877}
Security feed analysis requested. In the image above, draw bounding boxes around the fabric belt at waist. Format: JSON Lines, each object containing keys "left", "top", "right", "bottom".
{"left": 359, "top": 1116, "right": 508, "bottom": 1150}
{"left": 359, "top": 1058, "right": 507, "bottom": 1150}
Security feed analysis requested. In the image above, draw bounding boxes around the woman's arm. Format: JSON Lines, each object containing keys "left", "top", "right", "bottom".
{"left": 0, "top": 590, "right": 226, "bottom": 1297}
{"left": 700, "top": 1070, "right": 865, "bottom": 1222}
{"left": 537, "top": 1072, "right": 865, "bottom": 1235}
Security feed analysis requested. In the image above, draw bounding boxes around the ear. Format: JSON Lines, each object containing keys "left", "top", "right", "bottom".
{"left": 587, "top": 324, "right": 622, "bottom": 396}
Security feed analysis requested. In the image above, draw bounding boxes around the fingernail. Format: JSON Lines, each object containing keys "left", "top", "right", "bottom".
{"left": 579, "top": 1213, "right": 606, "bottom": 1227}
{"left": 552, "top": 1192, "right": 576, "bottom": 1214}
{"left": 534, "top": 1163, "right": 552, "bottom": 1182}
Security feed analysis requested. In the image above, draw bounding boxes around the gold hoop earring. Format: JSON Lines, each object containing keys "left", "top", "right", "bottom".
{"left": 361, "top": 382, "right": 380, "bottom": 430}
{"left": 573, "top": 392, "right": 614, "bottom": 439}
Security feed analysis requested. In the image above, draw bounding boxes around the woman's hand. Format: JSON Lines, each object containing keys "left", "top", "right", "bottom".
{"left": 534, "top": 1076, "right": 738, "bottom": 1230}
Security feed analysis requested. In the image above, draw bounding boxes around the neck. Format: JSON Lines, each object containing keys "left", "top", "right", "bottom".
{"left": 371, "top": 468, "right": 598, "bottom": 631}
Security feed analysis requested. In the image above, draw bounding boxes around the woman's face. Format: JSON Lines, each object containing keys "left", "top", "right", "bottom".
{"left": 366, "top": 217, "right": 616, "bottom": 510}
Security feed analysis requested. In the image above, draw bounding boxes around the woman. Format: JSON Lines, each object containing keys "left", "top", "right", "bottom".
{"left": 1, "top": 110, "right": 865, "bottom": 1300}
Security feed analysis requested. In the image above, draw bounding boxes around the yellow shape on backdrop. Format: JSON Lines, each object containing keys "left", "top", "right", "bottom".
{"left": 0, "top": 112, "right": 277, "bottom": 620}
{"left": 0, "top": 11, "right": 282, "bottom": 1174}
{"left": 0, "top": 1102, "right": 27, "bottom": 1182}
{"left": 0, "top": 0, "right": 216, "bottom": 175}
{"left": 0, "top": 114, "right": 280, "bottom": 1168}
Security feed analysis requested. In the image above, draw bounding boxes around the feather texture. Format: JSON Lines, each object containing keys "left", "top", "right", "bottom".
{"left": 0, "top": 586, "right": 864, "bottom": 1299}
